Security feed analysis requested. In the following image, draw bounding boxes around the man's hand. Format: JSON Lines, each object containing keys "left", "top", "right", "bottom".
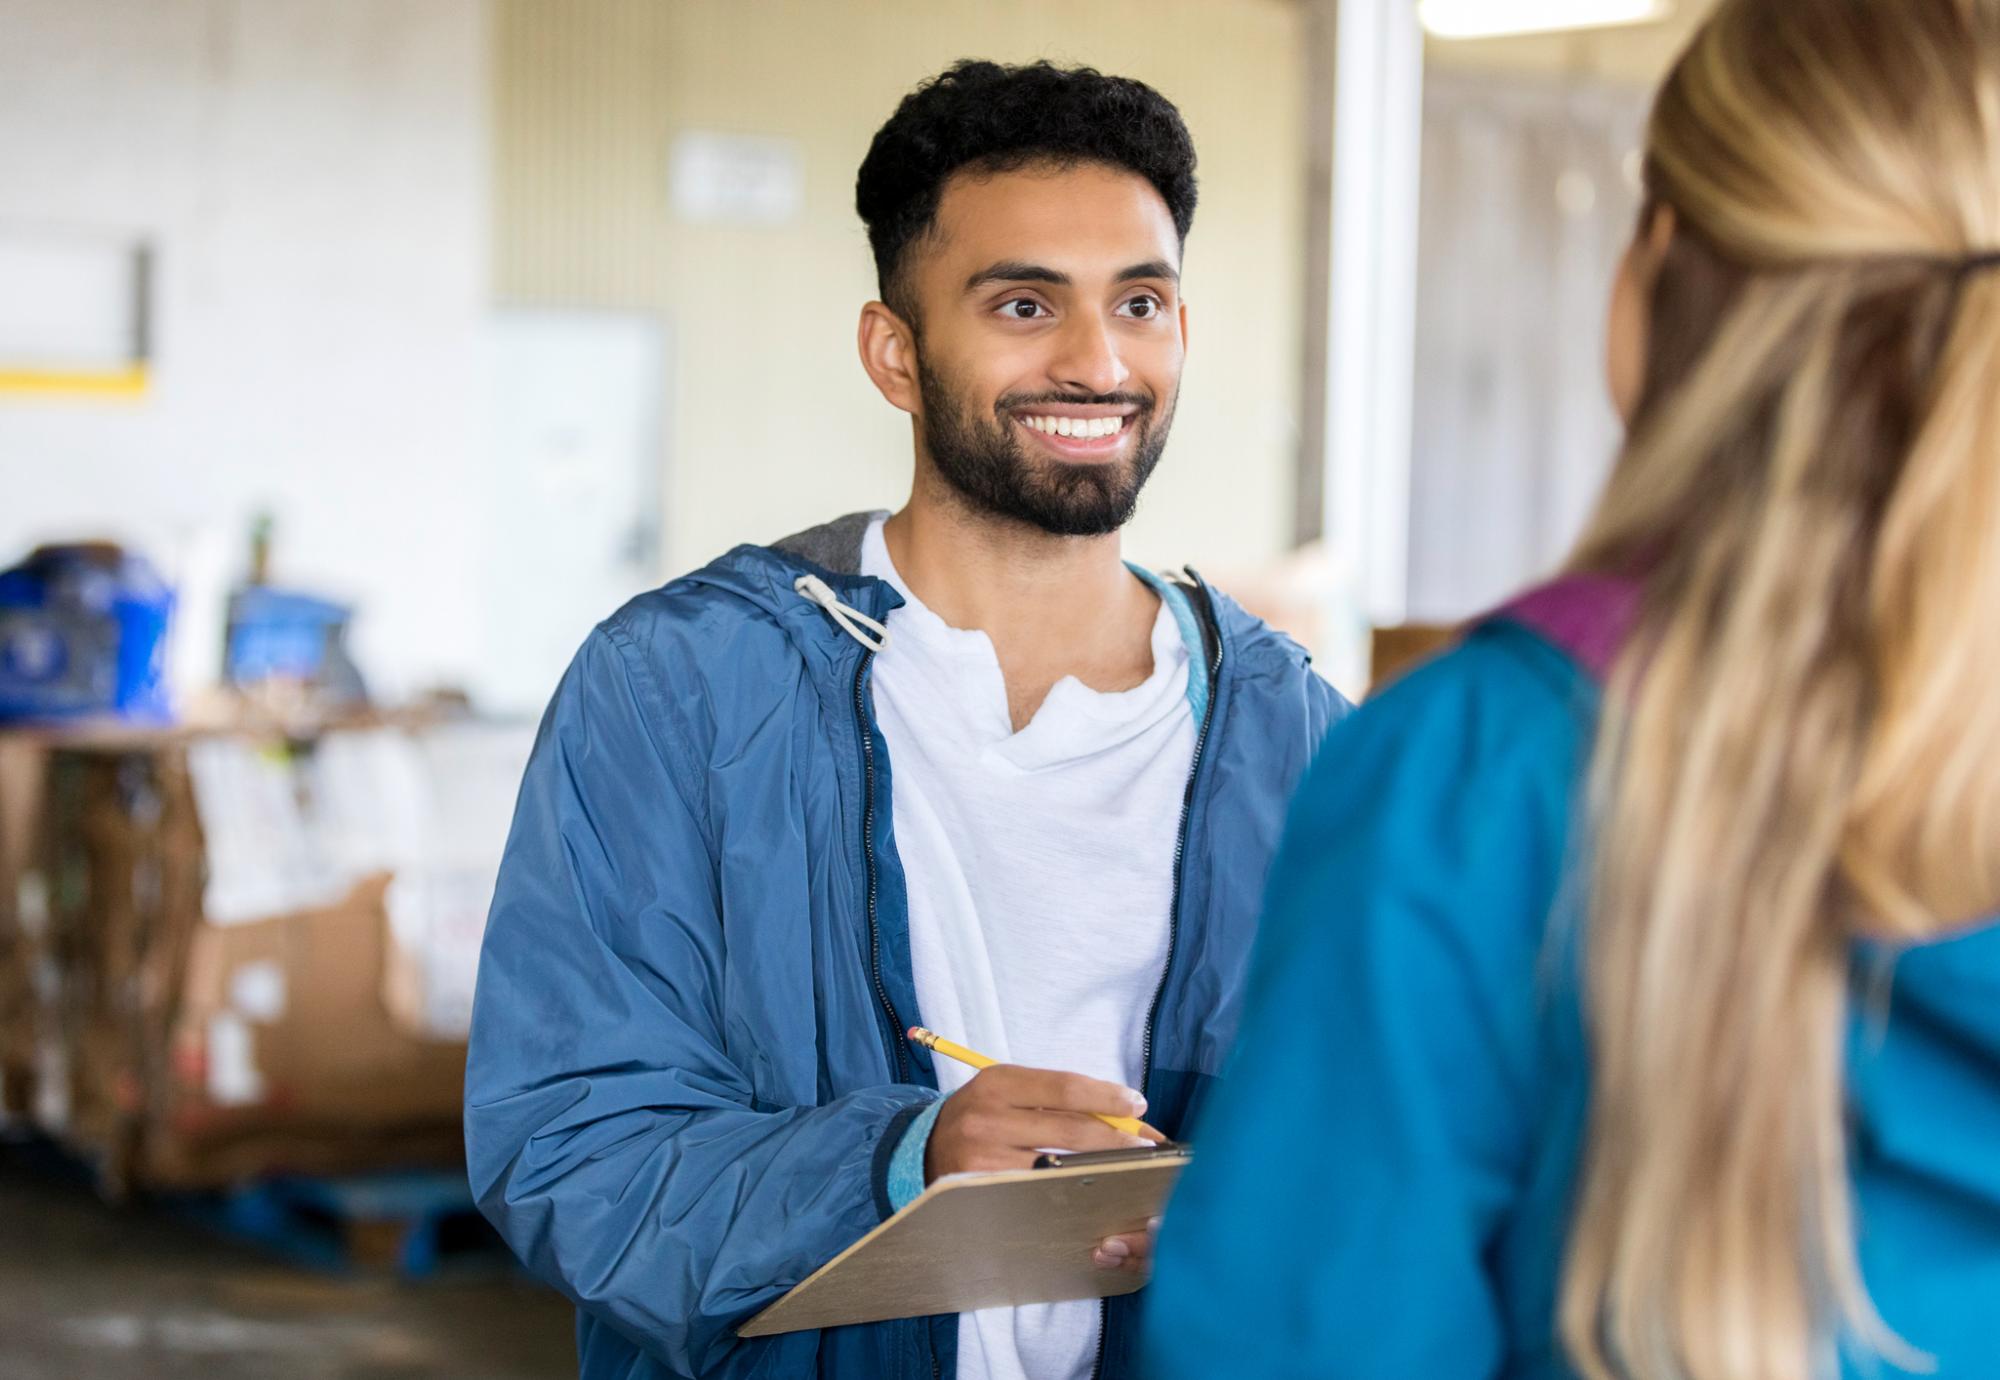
{"left": 924, "top": 1064, "right": 1163, "bottom": 1181}
{"left": 1092, "top": 1215, "right": 1163, "bottom": 1275}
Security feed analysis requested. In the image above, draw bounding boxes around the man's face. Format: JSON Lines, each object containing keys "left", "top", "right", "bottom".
{"left": 901, "top": 160, "right": 1187, "bottom": 537}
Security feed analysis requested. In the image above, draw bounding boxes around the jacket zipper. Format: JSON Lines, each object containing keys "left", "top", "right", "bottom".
{"left": 1091, "top": 573, "right": 1224, "bottom": 1380}
{"left": 855, "top": 650, "right": 909, "bottom": 1084}
{"left": 1140, "top": 575, "right": 1223, "bottom": 1097}
{"left": 856, "top": 646, "right": 937, "bottom": 1379}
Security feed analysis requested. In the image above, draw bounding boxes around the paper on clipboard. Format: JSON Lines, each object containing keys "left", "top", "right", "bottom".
{"left": 738, "top": 1149, "right": 1190, "bottom": 1338}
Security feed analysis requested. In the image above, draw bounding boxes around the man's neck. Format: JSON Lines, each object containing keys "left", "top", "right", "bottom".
{"left": 881, "top": 487, "right": 1161, "bottom": 731}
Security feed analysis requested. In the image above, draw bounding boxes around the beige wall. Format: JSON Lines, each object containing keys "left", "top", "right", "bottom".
{"left": 493, "top": 0, "right": 1307, "bottom": 577}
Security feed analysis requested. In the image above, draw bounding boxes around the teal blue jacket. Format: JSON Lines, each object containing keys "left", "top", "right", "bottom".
{"left": 1141, "top": 615, "right": 2000, "bottom": 1378}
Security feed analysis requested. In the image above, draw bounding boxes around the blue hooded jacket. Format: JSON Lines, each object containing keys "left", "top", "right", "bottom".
{"left": 465, "top": 513, "right": 1346, "bottom": 1380}
{"left": 1142, "top": 614, "right": 2000, "bottom": 1378}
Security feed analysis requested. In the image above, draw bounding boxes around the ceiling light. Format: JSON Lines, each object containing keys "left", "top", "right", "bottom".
{"left": 1420, "top": 0, "right": 1672, "bottom": 40}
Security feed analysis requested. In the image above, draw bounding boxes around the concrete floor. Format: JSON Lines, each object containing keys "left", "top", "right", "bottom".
{"left": 0, "top": 1143, "right": 578, "bottom": 1380}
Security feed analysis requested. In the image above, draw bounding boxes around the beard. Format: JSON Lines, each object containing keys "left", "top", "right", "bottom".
{"left": 915, "top": 355, "right": 1175, "bottom": 538}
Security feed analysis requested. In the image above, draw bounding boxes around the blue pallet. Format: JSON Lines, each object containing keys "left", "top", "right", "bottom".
{"left": 186, "top": 1169, "right": 502, "bottom": 1279}
{"left": 3, "top": 1133, "right": 513, "bottom": 1280}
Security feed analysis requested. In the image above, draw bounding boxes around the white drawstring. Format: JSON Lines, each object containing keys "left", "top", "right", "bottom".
{"left": 794, "top": 574, "right": 892, "bottom": 653}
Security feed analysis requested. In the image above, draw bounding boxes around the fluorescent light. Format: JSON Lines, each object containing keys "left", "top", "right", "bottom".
{"left": 1420, "top": 0, "right": 1671, "bottom": 40}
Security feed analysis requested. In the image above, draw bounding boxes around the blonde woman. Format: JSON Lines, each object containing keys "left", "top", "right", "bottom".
{"left": 1141, "top": 1, "right": 2000, "bottom": 1377}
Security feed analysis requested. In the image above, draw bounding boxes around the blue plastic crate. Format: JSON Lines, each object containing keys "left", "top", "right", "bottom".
{"left": 0, "top": 544, "right": 173, "bottom": 723}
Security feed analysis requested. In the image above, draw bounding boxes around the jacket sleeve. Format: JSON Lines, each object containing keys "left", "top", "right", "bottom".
{"left": 464, "top": 621, "right": 935, "bottom": 1378}
{"left": 1307, "top": 663, "right": 1354, "bottom": 746}
{"left": 1140, "top": 632, "right": 1585, "bottom": 1378}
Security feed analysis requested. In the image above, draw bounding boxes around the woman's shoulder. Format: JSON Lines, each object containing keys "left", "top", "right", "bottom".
{"left": 1314, "top": 615, "right": 1604, "bottom": 808}
{"left": 1272, "top": 615, "right": 1605, "bottom": 975}
{"left": 1386, "top": 614, "right": 1602, "bottom": 701}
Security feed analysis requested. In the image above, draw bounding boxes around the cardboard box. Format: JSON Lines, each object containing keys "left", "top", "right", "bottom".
{"left": 0, "top": 716, "right": 524, "bottom": 1191}
{"left": 147, "top": 874, "right": 468, "bottom": 1189}
{"left": 0, "top": 733, "right": 47, "bottom": 1116}
{"left": 1370, "top": 623, "right": 1463, "bottom": 690}
{"left": 17, "top": 731, "right": 209, "bottom": 1183}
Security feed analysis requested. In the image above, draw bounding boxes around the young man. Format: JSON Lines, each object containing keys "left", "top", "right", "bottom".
{"left": 465, "top": 60, "right": 1345, "bottom": 1380}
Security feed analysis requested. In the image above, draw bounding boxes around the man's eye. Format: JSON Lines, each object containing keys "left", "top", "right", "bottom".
{"left": 1002, "top": 299, "right": 1047, "bottom": 320}
{"left": 1120, "top": 295, "right": 1163, "bottom": 319}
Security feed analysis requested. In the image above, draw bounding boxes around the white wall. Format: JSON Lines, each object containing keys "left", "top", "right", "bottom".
{"left": 1403, "top": 5, "right": 1707, "bottom": 623}
{"left": 1408, "top": 73, "right": 1649, "bottom": 619}
{"left": 0, "top": 0, "right": 489, "bottom": 700}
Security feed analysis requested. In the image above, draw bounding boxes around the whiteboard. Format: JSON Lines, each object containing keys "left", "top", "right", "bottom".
{"left": 478, "top": 309, "right": 671, "bottom": 716}
{"left": 0, "top": 234, "right": 146, "bottom": 372}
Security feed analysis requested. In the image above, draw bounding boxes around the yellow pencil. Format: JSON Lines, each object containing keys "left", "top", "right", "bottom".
{"left": 906, "top": 1026, "right": 1153, "bottom": 1138}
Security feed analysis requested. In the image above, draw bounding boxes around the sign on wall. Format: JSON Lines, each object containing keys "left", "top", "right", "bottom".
{"left": 0, "top": 232, "right": 152, "bottom": 399}
{"left": 669, "top": 131, "right": 805, "bottom": 227}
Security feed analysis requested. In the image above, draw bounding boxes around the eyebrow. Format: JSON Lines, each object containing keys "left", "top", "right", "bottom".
{"left": 1116, "top": 259, "right": 1181, "bottom": 286}
{"left": 962, "top": 259, "right": 1182, "bottom": 293}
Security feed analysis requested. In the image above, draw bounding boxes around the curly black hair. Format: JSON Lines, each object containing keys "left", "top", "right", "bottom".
{"left": 856, "top": 60, "right": 1199, "bottom": 322}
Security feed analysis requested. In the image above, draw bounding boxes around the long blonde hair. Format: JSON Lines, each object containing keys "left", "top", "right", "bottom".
{"left": 1558, "top": 2, "right": 2000, "bottom": 1377}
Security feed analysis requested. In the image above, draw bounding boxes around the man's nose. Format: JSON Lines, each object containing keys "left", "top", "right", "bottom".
{"left": 1049, "top": 314, "right": 1131, "bottom": 398}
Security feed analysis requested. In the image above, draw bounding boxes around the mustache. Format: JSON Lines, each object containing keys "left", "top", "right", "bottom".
{"left": 994, "top": 391, "right": 1154, "bottom": 415}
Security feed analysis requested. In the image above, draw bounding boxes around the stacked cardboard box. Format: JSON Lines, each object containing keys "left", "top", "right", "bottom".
{"left": 1370, "top": 623, "right": 1463, "bottom": 691}
{"left": 0, "top": 733, "right": 45, "bottom": 1117}
{"left": 0, "top": 718, "right": 532, "bottom": 1192}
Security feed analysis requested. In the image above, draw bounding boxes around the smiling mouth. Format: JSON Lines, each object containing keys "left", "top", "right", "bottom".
{"left": 1010, "top": 411, "right": 1136, "bottom": 459}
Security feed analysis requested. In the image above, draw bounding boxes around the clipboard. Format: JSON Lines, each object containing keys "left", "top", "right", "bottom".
{"left": 738, "top": 1145, "right": 1191, "bottom": 1337}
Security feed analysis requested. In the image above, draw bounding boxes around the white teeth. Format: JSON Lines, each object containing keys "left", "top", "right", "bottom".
{"left": 1021, "top": 415, "right": 1125, "bottom": 439}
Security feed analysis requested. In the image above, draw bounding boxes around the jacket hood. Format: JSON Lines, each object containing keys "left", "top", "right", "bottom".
{"left": 673, "top": 510, "right": 1320, "bottom": 685}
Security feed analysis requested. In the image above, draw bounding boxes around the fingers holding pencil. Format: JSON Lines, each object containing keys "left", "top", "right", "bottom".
{"left": 909, "top": 1027, "right": 1155, "bottom": 1132}
{"left": 925, "top": 1066, "right": 1163, "bottom": 1179}
{"left": 910, "top": 1028, "right": 1166, "bottom": 1181}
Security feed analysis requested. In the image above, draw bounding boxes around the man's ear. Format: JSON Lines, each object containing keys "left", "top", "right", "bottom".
{"left": 858, "top": 301, "right": 921, "bottom": 416}
{"left": 1178, "top": 300, "right": 1190, "bottom": 355}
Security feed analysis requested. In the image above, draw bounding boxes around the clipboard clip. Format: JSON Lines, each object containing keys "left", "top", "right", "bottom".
{"left": 1033, "top": 1142, "right": 1191, "bottom": 1170}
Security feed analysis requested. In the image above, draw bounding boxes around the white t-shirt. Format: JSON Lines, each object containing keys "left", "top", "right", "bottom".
{"left": 861, "top": 518, "right": 1197, "bottom": 1380}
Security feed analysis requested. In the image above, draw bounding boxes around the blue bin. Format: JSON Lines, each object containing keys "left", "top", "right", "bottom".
{"left": 224, "top": 586, "right": 369, "bottom": 705}
{"left": 0, "top": 543, "right": 174, "bottom": 723}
